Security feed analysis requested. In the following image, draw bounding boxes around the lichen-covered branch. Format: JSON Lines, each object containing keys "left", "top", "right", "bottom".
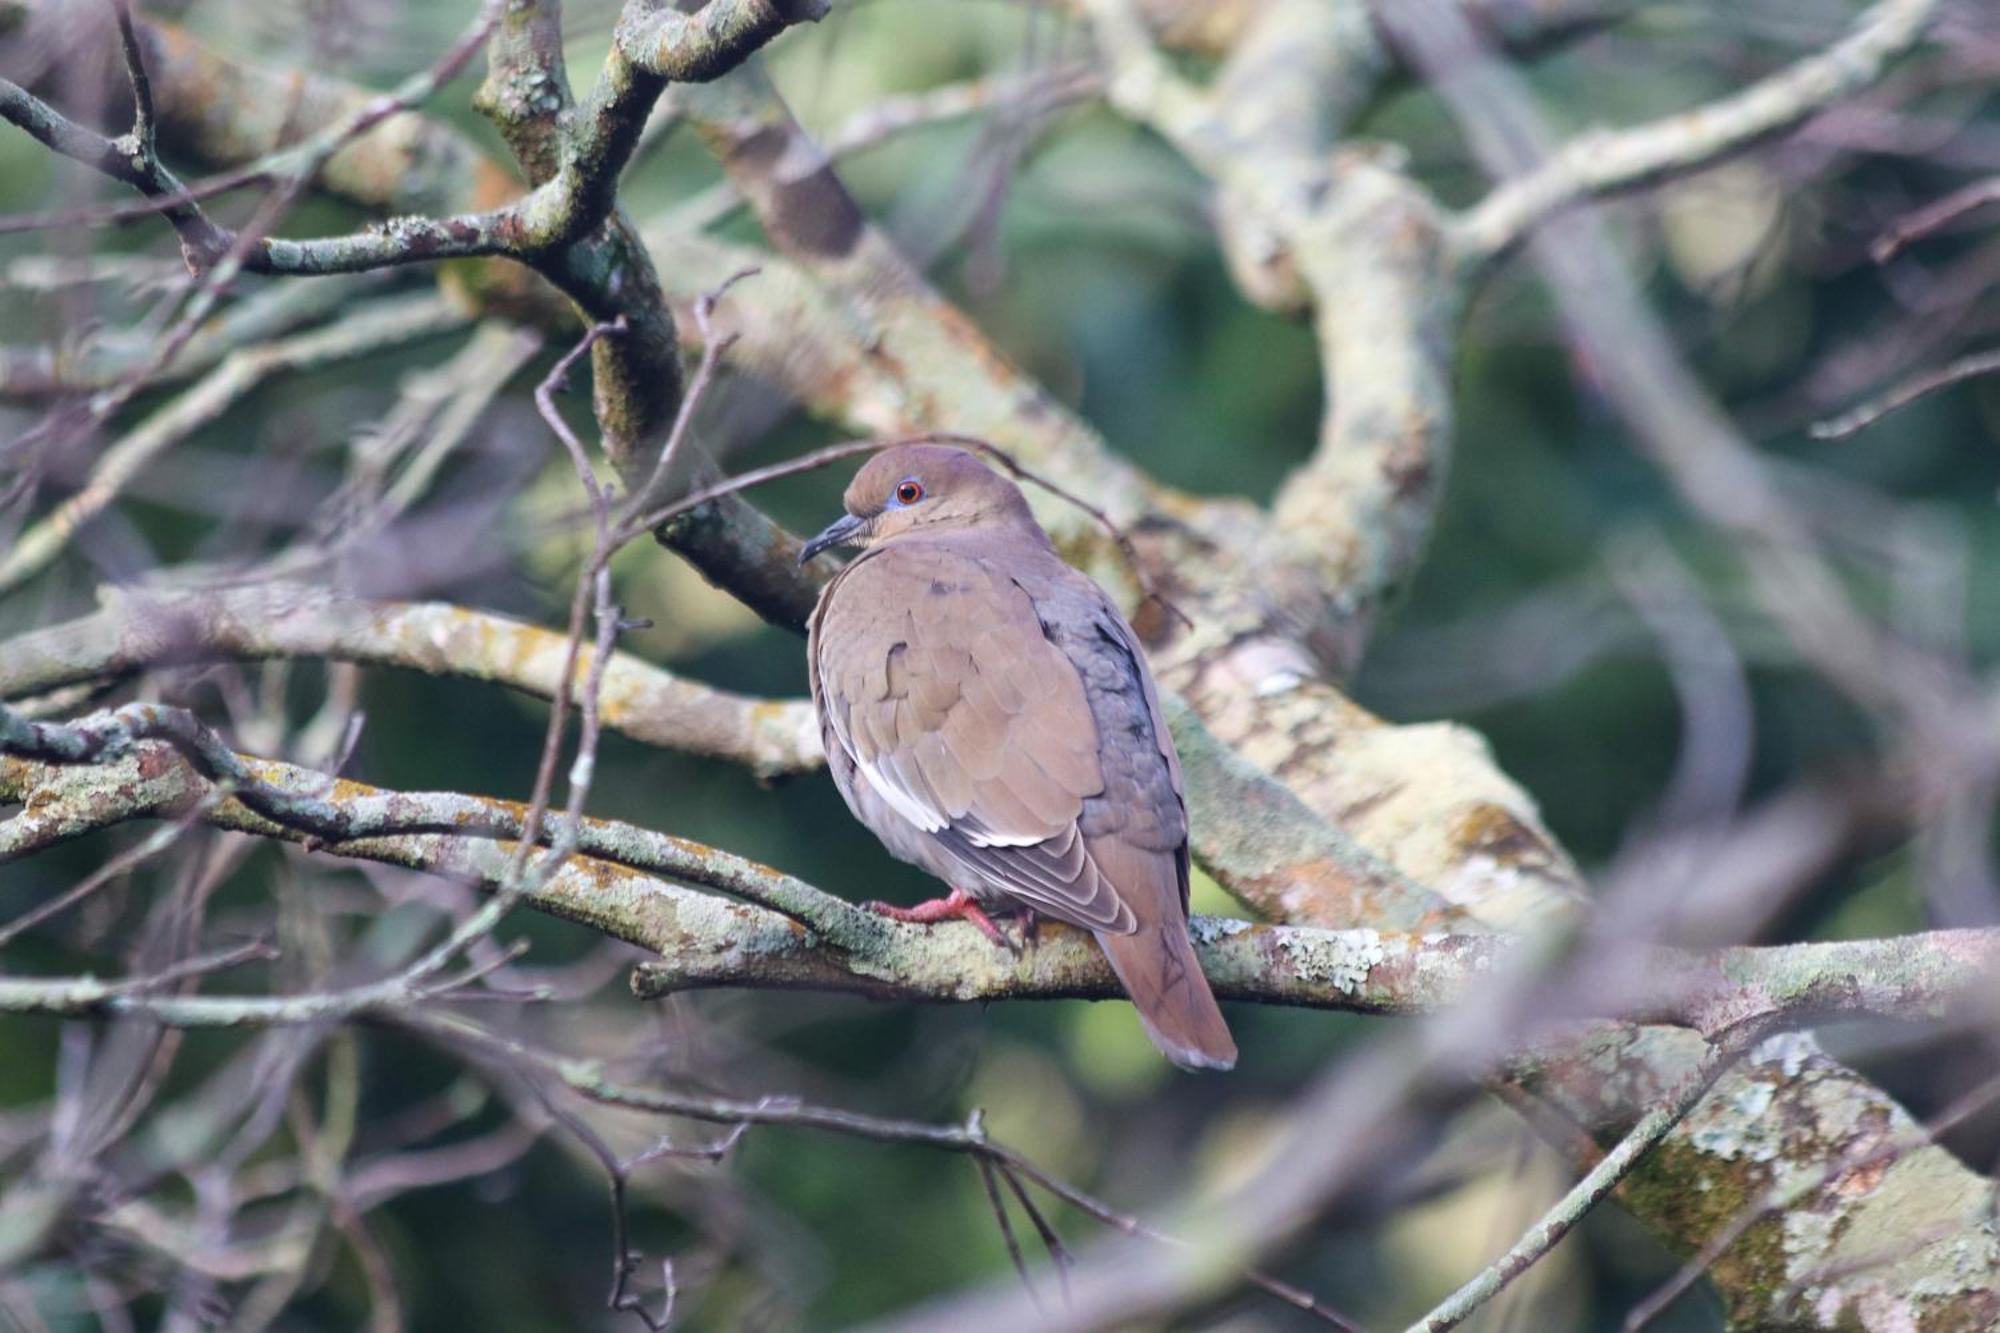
{"left": 0, "top": 0, "right": 826, "bottom": 486}
{"left": 5, "top": 728, "right": 2000, "bottom": 1043}
{"left": 1, "top": 2, "right": 506, "bottom": 276}
{"left": 0, "top": 589, "right": 1461, "bottom": 930}
{"left": 1090, "top": 0, "right": 1647, "bottom": 63}
{"left": 0, "top": 68, "right": 230, "bottom": 268}
{"left": 1407, "top": 1034, "right": 1748, "bottom": 1333}
{"left": 1374, "top": 1, "right": 1994, "bottom": 1325}
{"left": 0, "top": 0, "right": 511, "bottom": 218}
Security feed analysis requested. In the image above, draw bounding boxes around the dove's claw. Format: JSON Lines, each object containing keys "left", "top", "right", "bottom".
{"left": 863, "top": 888, "right": 1012, "bottom": 951}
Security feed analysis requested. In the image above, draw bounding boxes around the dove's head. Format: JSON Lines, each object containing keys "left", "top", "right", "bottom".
{"left": 799, "top": 444, "right": 1036, "bottom": 564}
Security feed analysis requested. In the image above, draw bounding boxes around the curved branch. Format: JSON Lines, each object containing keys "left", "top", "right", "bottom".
{"left": 6, "top": 2, "right": 1984, "bottom": 1323}
{"left": 1808, "top": 347, "right": 2000, "bottom": 440}
{"left": 0, "top": 0, "right": 826, "bottom": 487}
{"left": 1450, "top": 0, "right": 1942, "bottom": 268}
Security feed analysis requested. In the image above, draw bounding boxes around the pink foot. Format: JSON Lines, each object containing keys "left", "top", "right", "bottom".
{"left": 863, "top": 888, "right": 1011, "bottom": 950}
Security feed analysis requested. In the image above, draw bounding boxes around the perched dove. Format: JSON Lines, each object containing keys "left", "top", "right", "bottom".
{"left": 800, "top": 444, "right": 1236, "bottom": 1071}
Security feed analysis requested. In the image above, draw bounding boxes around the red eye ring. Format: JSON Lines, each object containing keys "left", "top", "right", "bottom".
{"left": 895, "top": 479, "right": 924, "bottom": 505}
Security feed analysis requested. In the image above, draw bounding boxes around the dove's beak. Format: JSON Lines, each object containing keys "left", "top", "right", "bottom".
{"left": 798, "top": 513, "right": 865, "bottom": 566}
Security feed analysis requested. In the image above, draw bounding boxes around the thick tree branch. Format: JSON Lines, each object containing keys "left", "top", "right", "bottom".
{"left": 0, "top": 3, "right": 505, "bottom": 275}
{"left": 0, "top": 584, "right": 822, "bottom": 780}
{"left": 0, "top": 69, "right": 230, "bottom": 269}
{"left": 4, "top": 713, "right": 1998, "bottom": 1040}
{"left": 3, "top": 5, "right": 1573, "bottom": 948}
{"left": 1094, "top": 0, "right": 1647, "bottom": 63}
{"left": 1378, "top": 1, "right": 1996, "bottom": 1325}
{"left": 0, "top": 0, "right": 826, "bottom": 487}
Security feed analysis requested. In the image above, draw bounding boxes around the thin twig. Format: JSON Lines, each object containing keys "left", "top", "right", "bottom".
{"left": 111, "top": 937, "right": 279, "bottom": 994}
{"left": 2, "top": 0, "right": 502, "bottom": 464}
{"left": 997, "top": 1164, "right": 1073, "bottom": 1303}
{"left": 0, "top": 791, "right": 220, "bottom": 946}
{"left": 973, "top": 1152, "right": 1040, "bottom": 1309}
{"left": 621, "top": 267, "right": 758, "bottom": 525}
{"left": 1871, "top": 174, "right": 2000, "bottom": 263}
{"left": 1807, "top": 347, "right": 2000, "bottom": 439}
{"left": 1449, "top": 0, "right": 1944, "bottom": 267}
{"left": 633, "top": 431, "right": 1194, "bottom": 629}
{"left": 110, "top": 0, "right": 157, "bottom": 160}
{"left": 403, "top": 1009, "right": 1361, "bottom": 1328}
{"left": 1405, "top": 1032, "right": 1755, "bottom": 1333}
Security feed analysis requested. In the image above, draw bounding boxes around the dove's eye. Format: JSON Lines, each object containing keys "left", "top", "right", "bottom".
{"left": 895, "top": 479, "right": 924, "bottom": 505}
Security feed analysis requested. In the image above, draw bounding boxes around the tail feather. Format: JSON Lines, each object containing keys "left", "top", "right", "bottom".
{"left": 1096, "top": 922, "right": 1236, "bottom": 1072}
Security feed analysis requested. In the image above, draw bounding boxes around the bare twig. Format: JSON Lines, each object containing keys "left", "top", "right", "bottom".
{"left": 1808, "top": 347, "right": 2000, "bottom": 439}
{"left": 1451, "top": 0, "right": 1945, "bottom": 267}
{"left": 620, "top": 268, "right": 756, "bottom": 522}
{"left": 1405, "top": 1032, "right": 1754, "bottom": 1332}
{"left": 406, "top": 1007, "right": 1360, "bottom": 1329}
{"left": 0, "top": 294, "right": 465, "bottom": 594}
{"left": 1872, "top": 174, "right": 2000, "bottom": 262}
{"left": 633, "top": 431, "right": 1194, "bottom": 628}
{"left": 974, "top": 1151, "right": 1040, "bottom": 1309}
{"left": 0, "top": 792, "right": 220, "bottom": 947}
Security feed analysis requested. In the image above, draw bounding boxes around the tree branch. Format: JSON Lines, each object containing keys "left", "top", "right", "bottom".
{"left": 5, "top": 714, "right": 1999, "bottom": 1042}
{"left": 0, "top": 2, "right": 504, "bottom": 275}
{"left": 1808, "top": 346, "right": 2000, "bottom": 440}
{"left": 1406, "top": 1031, "right": 1750, "bottom": 1333}
{"left": 0, "top": 584, "right": 822, "bottom": 779}
{"left": 0, "top": 593, "right": 1458, "bottom": 930}
{"left": 0, "top": 296, "right": 466, "bottom": 595}
{"left": 1450, "top": 0, "right": 1943, "bottom": 268}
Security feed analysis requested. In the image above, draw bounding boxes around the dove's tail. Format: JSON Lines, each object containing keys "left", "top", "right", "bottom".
{"left": 1095, "top": 915, "right": 1236, "bottom": 1072}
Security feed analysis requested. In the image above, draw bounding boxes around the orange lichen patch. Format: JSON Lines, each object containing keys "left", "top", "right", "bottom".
{"left": 1834, "top": 1157, "right": 1890, "bottom": 1197}
{"left": 656, "top": 831, "right": 790, "bottom": 883}
{"left": 1449, "top": 801, "right": 1555, "bottom": 868}
{"left": 328, "top": 776, "right": 379, "bottom": 805}
{"left": 135, "top": 746, "right": 179, "bottom": 782}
